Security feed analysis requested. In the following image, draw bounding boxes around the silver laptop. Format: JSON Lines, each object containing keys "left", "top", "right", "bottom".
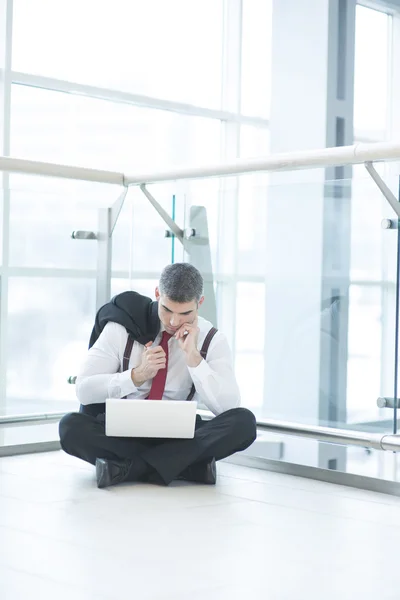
{"left": 105, "top": 398, "right": 197, "bottom": 439}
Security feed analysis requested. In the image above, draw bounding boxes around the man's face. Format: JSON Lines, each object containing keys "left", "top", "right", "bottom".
{"left": 155, "top": 287, "right": 204, "bottom": 335}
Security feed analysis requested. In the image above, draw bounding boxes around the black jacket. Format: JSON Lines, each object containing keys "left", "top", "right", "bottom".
{"left": 81, "top": 291, "right": 160, "bottom": 417}
{"left": 89, "top": 291, "right": 160, "bottom": 348}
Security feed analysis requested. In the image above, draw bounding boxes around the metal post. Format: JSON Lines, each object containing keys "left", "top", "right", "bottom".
{"left": 393, "top": 176, "right": 400, "bottom": 433}
{"left": 365, "top": 162, "right": 400, "bottom": 218}
{"left": 368, "top": 171, "right": 400, "bottom": 435}
{"left": 185, "top": 206, "right": 217, "bottom": 326}
{"left": 216, "top": 0, "right": 242, "bottom": 347}
{"left": 96, "top": 207, "right": 112, "bottom": 310}
{"left": 318, "top": 0, "right": 356, "bottom": 470}
{"left": 96, "top": 187, "right": 128, "bottom": 310}
{"left": 0, "top": 0, "right": 12, "bottom": 429}
{"left": 140, "top": 184, "right": 184, "bottom": 243}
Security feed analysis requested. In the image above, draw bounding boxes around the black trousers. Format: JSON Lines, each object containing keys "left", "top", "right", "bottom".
{"left": 59, "top": 407, "right": 257, "bottom": 485}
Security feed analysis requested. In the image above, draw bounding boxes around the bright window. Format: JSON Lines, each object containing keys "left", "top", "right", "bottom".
{"left": 12, "top": 0, "right": 224, "bottom": 108}
{"left": 354, "top": 5, "right": 391, "bottom": 136}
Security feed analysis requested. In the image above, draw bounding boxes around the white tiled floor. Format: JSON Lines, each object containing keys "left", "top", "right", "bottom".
{"left": 1, "top": 452, "right": 400, "bottom": 600}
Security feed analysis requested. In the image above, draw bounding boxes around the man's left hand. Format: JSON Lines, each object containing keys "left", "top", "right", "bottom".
{"left": 174, "top": 321, "right": 202, "bottom": 367}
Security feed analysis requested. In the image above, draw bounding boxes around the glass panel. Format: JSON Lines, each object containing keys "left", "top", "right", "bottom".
{"left": 242, "top": 432, "right": 400, "bottom": 483}
{"left": 9, "top": 188, "right": 98, "bottom": 269}
{"left": 347, "top": 285, "right": 383, "bottom": 424}
{"left": 237, "top": 184, "right": 268, "bottom": 277}
{"left": 238, "top": 126, "right": 270, "bottom": 276}
{"left": 12, "top": 0, "right": 223, "bottom": 109}
{"left": 4, "top": 277, "right": 96, "bottom": 416}
{"left": 254, "top": 175, "right": 398, "bottom": 429}
{"left": 11, "top": 84, "right": 222, "bottom": 172}
{"left": 354, "top": 5, "right": 390, "bottom": 136}
{"left": 235, "top": 353, "right": 265, "bottom": 413}
{"left": 183, "top": 178, "right": 222, "bottom": 274}
{"left": 111, "top": 193, "right": 134, "bottom": 276}
{"left": 0, "top": 423, "right": 59, "bottom": 448}
{"left": 235, "top": 283, "right": 265, "bottom": 414}
{"left": 235, "top": 283, "right": 265, "bottom": 353}
{"left": 241, "top": 0, "right": 272, "bottom": 118}
{"left": 112, "top": 187, "right": 176, "bottom": 275}
{"left": 240, "top": 125, "right": 270, "bottom": 159}
{"left": 0, "top": 188, "right": 3, "bottom": 266}
{"left": 181, "top": 170, "right": 399, "bottom": 482}
{"left": 9, "top": 173, "right": 122, "bottom": 205}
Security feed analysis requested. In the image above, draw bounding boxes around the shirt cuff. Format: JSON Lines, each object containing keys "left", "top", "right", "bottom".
{"left": 110, "top": 369, "right": 138, "bottom": 398}
{"left": 187, "top": 357, "right": 211, "bottom": 383}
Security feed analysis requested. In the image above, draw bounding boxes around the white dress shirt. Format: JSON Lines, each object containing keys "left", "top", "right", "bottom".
{"left": 76, "top": 316, "right": 241, "bottom": 416}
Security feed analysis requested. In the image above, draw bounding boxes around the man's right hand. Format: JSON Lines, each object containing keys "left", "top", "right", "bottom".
{"left": 131, "top": 342, "right": 166, "bottom": 387}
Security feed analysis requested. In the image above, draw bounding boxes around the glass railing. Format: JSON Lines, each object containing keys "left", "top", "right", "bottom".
{"left": 0, "top": 178, "right": 118, "bottom": 425}
{"left": 182, "top": 166, "right": 400, "bottom": 482}
{"left": 102, "top": 168, "right": 400, "bottom": 482}
{"left": 2, "top": 148, "right": 400, "bottom": 486}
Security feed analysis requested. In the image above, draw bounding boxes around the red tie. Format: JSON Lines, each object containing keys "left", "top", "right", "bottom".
{"left": 148, "top": 331, "right": 172, "bottom": 400}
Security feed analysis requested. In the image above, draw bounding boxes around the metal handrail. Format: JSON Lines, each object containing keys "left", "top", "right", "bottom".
{"left": 0, "top": 156, "right": 124, "bottom": 184}
{"left": 124, "top": 142, "right": 400, "bottom": 185}
{"left": 1, "top": 141, "right": 400, "bottom": 185}
{"left": 1, "top": 411, "right": 399, "bottom": 452}
{"left": 0, "top": 412, "right": 67, "bottom": 424}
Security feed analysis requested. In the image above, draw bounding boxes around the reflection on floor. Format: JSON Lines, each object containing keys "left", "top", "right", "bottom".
{"left": 1, "top": 452, "right": 400, "bottom": 599}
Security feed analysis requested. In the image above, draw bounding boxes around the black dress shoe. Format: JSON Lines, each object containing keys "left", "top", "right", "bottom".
{"left": 179, "top": 458, "right": 217, "bottom": 485}
{"left": 96, "top": 458, "right": 133, "bottom": 489}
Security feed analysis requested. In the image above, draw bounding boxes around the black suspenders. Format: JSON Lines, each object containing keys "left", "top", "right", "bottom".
{"left": 122, "top": 327, "right": 218, "bottom": 400}
{"left": 185, "top": 327, "right": 217, "bottom": 401}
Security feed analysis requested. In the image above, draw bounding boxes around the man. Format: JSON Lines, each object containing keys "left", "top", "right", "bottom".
{"left": 59, "top": 263, "right": 257, "bottom": 488}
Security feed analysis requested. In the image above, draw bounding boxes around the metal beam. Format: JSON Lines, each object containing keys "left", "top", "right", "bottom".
{"left": 110, "top": 187, "right": 129, "bottom": 235}
{"left": 365, "top": 161, "right": 400, "bottom": 217}
{"left": 359, "top": 0, "right": 400, "bottom": 13}
{"left": 96, "top": 187, "right": 128, "bottom": 310}
{"left": 139, "top": 184, "right": 184, "bottom": 243}
{"left": 11, "top": 72, "right": 269, "bottom": 128}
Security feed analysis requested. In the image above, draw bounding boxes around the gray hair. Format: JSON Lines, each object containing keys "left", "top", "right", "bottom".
{"left": 159, "top": 263, "right": 204, "bottom": 303}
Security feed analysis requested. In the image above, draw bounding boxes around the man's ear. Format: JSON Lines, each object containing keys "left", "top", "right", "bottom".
{"left": 198, "top": 296, "right": 205, "bottom": 307}
{"left": 155, "top": 287, "right": 160, "bottom": 300}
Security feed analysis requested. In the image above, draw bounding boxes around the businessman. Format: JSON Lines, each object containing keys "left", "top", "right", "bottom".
{"left": 59, "top": 263, "right": 257, "bottom": 488}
